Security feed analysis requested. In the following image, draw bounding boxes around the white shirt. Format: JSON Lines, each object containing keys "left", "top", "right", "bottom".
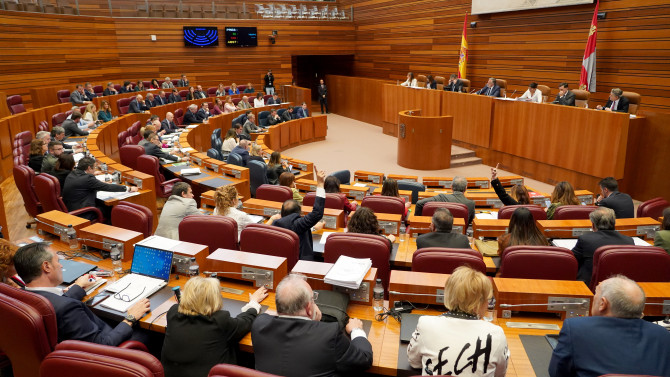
{"left": 401, "top": 78, "right": 418, "bottom": 88}
{"left": 254, "top": 98, "right": 265, "bottom": 108}
{"left": 519, "top": 89, "right": 543, "bottom": 103}
{"left": 213, "top": 206, "right": 254, "bottom": 237}
{"left": 26, "top": 286, "right": 64, "bottom": 296}
{"left": 223, "top": 103, "right": 236, "bottom": 114}
{"left": 222, "top": 137, "right": 238, "bottom": 153}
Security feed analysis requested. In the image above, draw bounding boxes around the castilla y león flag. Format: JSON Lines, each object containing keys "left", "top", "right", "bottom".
{"left": 579, "top": 1, "right": 599, "bottom": 92}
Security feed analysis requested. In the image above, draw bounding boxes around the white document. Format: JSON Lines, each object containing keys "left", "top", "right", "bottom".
{"left": 136, "top": 235, "right": 181, "bottom": 250}
{"left": 475, "top": 212, "right": 499, "bottom": 220}
{"left": 95, "top": 174, "right": 113, "bottom": 182}
{"left": 319, "top": 232, "right": 336, "bottom": 245}
{"left": 180, "top": 147, "right": 194, "bottom": 153}
{"left": 73, "top": 153, "right": 85, "bottom": 163}
{"left": 353, "top": 183, "right": 367, "bottom": 187}
{"left": 96, "top": 191, "right": 140, "bottom": 201}
{"left": 64, "top": 141, "right": 79, "bottom": 146}
{"left": 186, "top": 125, "right": 198, "bottom": 129}
{"left": 248, "top": 214, "right": 265, "bottom": 223}
{"left": 102, "top": 274, "right": 166, "bottom": 312}
{"left": 551, "top": 239, "right": 578, "bottom": 249}
{"left": 181, "top": 168, "right": 201, "bottom": 175}
{"left": 632, "top": 237, "right": 651, "bottom": 246}
{"left": 324, "top": 255, "right": 372, "bottom": 289}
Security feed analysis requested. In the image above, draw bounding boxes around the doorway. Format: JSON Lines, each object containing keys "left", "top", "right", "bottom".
{"left": 292, "top": 55, "right": 354, "bottom": 101}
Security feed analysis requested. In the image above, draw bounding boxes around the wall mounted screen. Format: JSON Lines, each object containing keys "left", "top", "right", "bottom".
{"left": 472, "top": 0, "right": 594, "bottom": 15}
{"left": 183, "top": 26, "right": 219, "bottom": 47}
{"left": 225, "top": 27, "right": 258, "bottom": 47}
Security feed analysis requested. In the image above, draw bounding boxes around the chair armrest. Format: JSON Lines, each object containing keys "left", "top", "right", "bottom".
{"left": 69, "top": 207, "right": 104, "bottom": 223}
{"left": 118, "top": 340, "right": 149, "bottom": 352}
{"left": 160, "top": 178, "right": 182, "bottom": 187}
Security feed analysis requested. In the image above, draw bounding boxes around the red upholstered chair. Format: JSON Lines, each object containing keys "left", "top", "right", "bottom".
{"left": 179, "top": 215, "right": 238, "bottom": 253}
{"left": 590, "top": 245, "right": 670, "bottom": 291}
{"left": 7, "top": 95, "right": 26, "bottom": 114}
{"left": 232, "top": 98, "right": 241, "bottom": 106}
{"left": 208, "top": 364, "right": 280, "bottom": 377}
{"left": 207, "top": 87, "right": 217, "bottom": 97}
{"left": 93, "top": 85, "right": 104, "bottom": 96}
{"left": 13, "top": 165, "right": 42, "bottom": 228}
{"left": 423, "top": 202, "right": 470, "bottom": 223}
{"left": 499, "top": 246, "right": 577, "bottom": 280}
{"left": 637, "top": 197, "right": 669, "bottom": 219}
{"left": 255, "top": 184, "right": 293, "bottom": 203}
{"left": 34, "top": 174, "right": 104, "bottom": 223}
{"left": 237, "top": 85, "right": 247, "bottom": 92}
{"left": 57, "top": 89, "right": 70, "bottom": 103}
{"left": 111, "top": 201, "right": 153, "bottom": 238}
{"left": 171, "top": 79, "right": 180, "bottom": 87}
{"left": 411, "top": 248, "right": 486, "bottom": 274}
{"left": 38, "top": 120, "right": 50, "bottom": 132}
{"left": 120, "top": 145, "right": 145, "bottom": 170}
{"left": 240, "top": 223, "right": 300, "bottom": 270}
{"left": 263, "top": 94, "right": 272, "bottom": 103}
{"left": 13, "top": 130, "right": 33, "bottom": 165}
{"left": 51, "top": 112, "right": 67, "bottom": 129}
{"left": 46, "top": 341, "right": 158, "bottom": 376}
{"left": 552, "top": 205, "right": 597, "bottom": 220}
{"left": 361, "top": 196, "right": 404, "bottom": 216}
{"left": 302, "top": 192, "right": 345, "bottom": 210}
{"left": 498, "top": 205, "right": 547, "bottom": 221}
{"left": 324, "top": 233, "right": 391, "bottom": 295}
{"left": 179, "top": 90, "right": 188, "bottom": 101}
{"left": 128, "top": 133, "right": 143, "bottom": 145}
{"left": 117, "top": 97, "right": 132, "bottom": 115}
{"left": 136, "top": 155, "right": 181, "bottom": 198}
{"left": 118, "top": 130, "right": 129, "bottom": 149}
{"left": 174, "top": 108, "right": 184, "bottom": 126}
{"left": 128, "top": 120, "right": 141, "bottom": 137}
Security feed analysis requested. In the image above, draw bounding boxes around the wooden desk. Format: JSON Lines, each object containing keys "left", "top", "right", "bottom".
{"left": 638, "top": 282, "right": 670, "bottom": 316}
{"left": 242, "top": 198, "right": 345, "bottom": 229}
{"left": 36, "top": 210, "right": 91, "bottom": 239}
{"left": 388, "top": 270, "right": 448, "bottom": 306}
{"left": 79, "top": 223, "right": 143, "bottom": 262}
{"left": 292, "top": 260, "right": 377, "bottom": 304}
{"left": 473, "top": 219, "right": 510, "bottom": 239}
{"left": 371, "top": 188, "right": 412, "bottom": 204}
{"left": 295, "top": 179, "right": 369, "bottom": 200}
{"left": 423, "top": 176, "right": 491, "bottom": 189}
{"left": 354, "top": 170, "right": 384, "bottom": 185}
{"left": 206, "top": 248, "right": 288, "bottom": 291}
{"left": 537, "top": 217, "right": 661, "bottom": 240}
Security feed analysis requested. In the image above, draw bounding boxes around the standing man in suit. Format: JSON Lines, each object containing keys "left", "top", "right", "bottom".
{"left": 103, "top": 82, "right": 118, "bottom": 96}
{"left": 476, "top": 77, "right": 501, "bottom": 97}
{"left": 264, "top": 69, "right": 275, "bottom": 95}
{"left": 572, "top": 207, "right": 634, "bottom": 286}
{"left": 128, "top": 94, "right": 149, "bottom": 114}
{"left": 552, "top": 82, "right": 576, "bottom": 106}
{"left": 13, "top": 242, "right": 151, "bottom": 345}
{"left": 596, "top": 88, "right": 630, "bottom": 113}
{"left": 416, "top": 208, "right": 471, "bottom": 249}
{"left": 177, "top": 74, "right": 189, "bottom": 88}
{"left": 252, "top": 274, "right": 373, "bottom": 376}
{"left": 415, "top": 176, "right": 475, "bottom": 224}
{"left": 70, "top": 84, "right": 91, "bottom": 105}
{"left": 183, "top": 104, "right": 203, "bottom": 125}
{"left": 595, "top": 177, "right": 634, "bottom": 218}
{"left": 168, "top": 88, "right": 181, "bottom": 103}
{"left": 296, "top": 102, "right": 310, "bottom": 118}
{"left": 444, "top": 74, "right": 464, "bottom": 92}
{"left": 144, "top": 133, "right": 186, "bottom": 163}
{"left": 161, "top": 112, "right": 178, "bottom": 135}
{"left": 154, "top": 182, "right": 200, "bottom": 240}
{"left": 318, "top": 79, "right": 329, "bottom": 113}
{"left": 549, "top": 275, "right": 670, "bottom": 377}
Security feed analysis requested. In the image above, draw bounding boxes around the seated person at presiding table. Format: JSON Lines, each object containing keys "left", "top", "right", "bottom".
{"left": 154, "top": 182, "right": 200, "bottom": 240}
{"left": 183, "top": 104, "right": 203, "bottom": 125}
{"left": 518, "top": 82, "right": 543, "bottom": 103}
{"left": 490, "top": 165, "right": 531, "bottom": 206}
{"left": 267, "top": 109, "right": 283, "bottom": 126}
{"left": 295, "top": 102, "right": 310, "bottom": 118}
{"left": 408, "top": 266, "right": 509, "bottom": 377}
{"left": 596, "top": 88, "right": 629, "bottom": 113}
{"left": 213, "top": 185, "right": 256, "bottom": 237}
{"left": 252, "top": 274, "right": 372, "bottom": 376}
{"left": 497, "top": 207, "right": 549, "bottom": 256}
{"left": 13, "top": 242, "right": 151, "bottom": 345}
{"left": 552, "top": 82, "right": 576, "bottom": 106}
{"left": 400, "top": 72, "right": 418, "bottom": 88}
{"left": 231, "top": 139, "right": 251, "bottom": 166}
{"left": 444, "top": 73, "right": 464, "bottom": 92}
{"left": 128, "top": 94, "right": 150, "bottom": 114}
{"left": 266, "top": 151, "right": 288, "bottom": 185}
{"left": 280, "top": 106, "right": 294, "bottom": 122}
{"left": 348, "top": 206, "right": 396, "bottom": 249}
{"left": 572, "top": 207, "right": 634, "bottom": 286}
{"left": 242, "top": 114, "right": 260, "bottom": 137}
{"left": 279, "top": 172, "right": 303, "bottom": 205}
{"left": 476, "top": 77, "right": 501, "bottom": 97}
{"left": 595, "top": 176, "right": 634, "bottom": 218}
{"left": 161, "top": 277, "right": 268, "bottom": 377}
{"left": 416, "top": 208, "right": 471, "bottom": 249}
{"left": 546, "top": 181, "right": 580, "bottom": 220}
{"left": 549, "top": 275, "right": 670, "bottom": 377}
{"left": 143, "top": 133, "right": 186, "bottom": 163}
{"left": 63, "top": 111, "right": 90, "bottom": 137}
{"left": 654, "top": 208, "right": 670, "bottom": 254}
{"left": 415, "top": 176, "right": 475, "bottom": 224}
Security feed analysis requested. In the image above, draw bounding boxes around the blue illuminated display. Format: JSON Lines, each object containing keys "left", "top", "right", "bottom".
{"left": 183, "top": 26, "right": 219, "bottom": 47}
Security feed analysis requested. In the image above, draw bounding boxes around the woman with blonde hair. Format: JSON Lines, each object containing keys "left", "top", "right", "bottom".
{"left": 161, "top": 276, "right": 267, "bottom": 377}
{"left": 82, "top": 103, "right": 98, "bottom": 123}
{"left": 223, "top": 96, "right": 236, "bottom": 113}
{"left": 408, "top": 266, "right": 509, "bottom": 376}
{"left": 249, "top": 143, "right": 265, "bottom": 164}
{"left": 216, "top": 83, "right": 226, "bottom": 97}
{"left": 279, "top": 172, "right": 302, "bottom": 204}
{"left": 546, "top": 181, "right": 580, "bottom": 219}
{"left": 228, "top": 83, "right": 239, "bottom": 95}
{"left": 214, "top": 185, "right": 254, "bottom": 236}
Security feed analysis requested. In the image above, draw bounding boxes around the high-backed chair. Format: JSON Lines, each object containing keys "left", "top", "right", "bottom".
{"left": 590, "top": 245, "right": 670, "bottom": 291}
{"left": 51, "top": 112, "right": 67, "bottom": 129}
{"left": 207, "top": 148, "right": 224, "bottom": 161}
{"left": 324, "top": 233, "right": 391, "bottom": 296}
{"left": 499, "top": 246, "right": 577, "bottom": 280}
{"left": 92, "top": 85, "right": 104, "bottom": 97}
{"left": 263, "top": 94, "right": 272, "bottom": 103}
{"left": 13, "top": 130, "right": 33, "bottom": 161}
{"left": 434, "top": 76, "right": 445, "bottom": 90}
{"left": 211, "top": 131, "right": 222, "bottom": 151}
{"left": 256, "top": 184, "right": 293, "bottom": 203}
{"left": 331, "top": 170, "right": 351, "bottom": 185}
{"left": 258, "top": 111, "right": 270, "bottom": 128}
{"left": 117, "top": 130, "right": 129, "bottom": 149}
{"left": 636, "top": 197, "right": 669, "bottom": 219}
{"left": 537, "top": 84, "right": 551, "bottom": 103}
{"left": 117, "top": 97, "right": 132, "bottom": 115}
{"left": 7, "top": 95, "right": 26, "bottom": 114}
{"left": 422, "top": 202, "right": 469, "bottom": 223}
{"left": 13, "top": 165, "right": 42, "bottom": 227}
{"left": 208, "top": 364, "right": 280, "bottom": 377}
{"left": 572, "top": 89, "right": 590, "bottom": 108}
{"left": 57, "top": 89, "right": 70, "bottom": 103}
{"left": 227, "top": 152, "right": 244, "bottom": 167}
{"left": 119, "top": 145, "right": 145, "bottom": 170}
{"left": 397, "top": 181, "right": 425, "bottom": 204}
{"left": 179, "top": 90, "right": 188, "bottom": 101}
{"left": 459, "top": 78, "right": 470, "bottom": 93}
{"left": 412, "top": 248, "right": 486, "bottom": 274}
{"left": 622, "top": 91, "right": 641, "bottom": 115}
{"left": 180, "top": 215, "right": 238, "bottom": 253}
{"left": 136, "top": 155, "right": 181, "bottom": 198}
{"left": 302, "top": 192, "right": 345, "bottom": 210}
{"left": 496, "top": 79, "right": 507, "bottom": 97}
{"left": 38, "top": 120, "right": 49, "bottom": 132}
{"left": 240, "top": 224, "right": 300, "bottom": 270}
{"left": 498, "top": 205, "right": 547, "bottom": 221}
{"left": 553, "top": 205, "right": 598, "bottom": 220}
{"left": 206, "top": 87, "right": 217, "bottom": 97}
{"left": 174, "top": 108, "right": 184, "bottom": 125}
{"left": 361, "top": 196, "right": 404, "bottom": 216}
{"left": 111, "top": 201, "right": 153, "bottom": 238}
{"left": 248, "top": 160, "right": 268, "bottom": 198}
{"left": 34, "top": 174, "right": 103, "bottom": 223}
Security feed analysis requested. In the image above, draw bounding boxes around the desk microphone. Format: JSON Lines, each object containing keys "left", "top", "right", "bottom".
{"left": 470, "top": 88, "right": 478, "bottom": 94}
{"left": 204, "top": 271, "right": 272, "bottom": 279}
{"left": 509, "top": 90, "right": 517, "bottom": 98}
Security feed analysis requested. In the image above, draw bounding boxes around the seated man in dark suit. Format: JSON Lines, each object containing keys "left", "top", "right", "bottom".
{"left": 177, "top": 75, "right": 189, "bottom": 88}
{"left": 415, "top": 176, "right": 475, "bottom": 224}
{"left": 196, "top": 102, "right": 210, "bottom": 121}
{"left": 168, "top": 88, "right": 181, "bottom": 103}
{"left": 280, "top": 107, "right": 294, "bottom": 122}
{"left": 143, "top": 133, "right": 185, "bottom": 163}
{"left": 549, "top": 275, "right": 670, "bottom": 377}
{"left": 252, "top": 274, "right": 373, "bottom": 376}
{"left": 161, "top": 112, "right": 178, "bottom": 135}
{"left": 70, "top": 84, "right": 91, "bottom": 105}
{"left": 194, "top": 85, "right": 207, "bottom": 99}
{"left": 231, "top": 139, "right": 251, "bottom": 166}
{"left": 572, "top": 207, "right": 634, "bottom": 286}
{"left": 595, "top": 176, "right": 634, "bottom": 219}
{"left": 552, "top": 82, "right": 576, "bottom": 106}
{"left": 266, "top": 94, "right": 282, "bottom": 105}
{"left": 295, "top": 102, "right": 310, "bottom": 119}
{"left": 154, "top": 90, "right": 168, "bottom": 106}
{"left": 182, "top": 104, "right": 202, "bottom": 125}
{"left": 103, "top": 82, "right": 118, "bottom": 96}
{"left": 235, "top": 123, "right": 251, "bottom": 141}
{"left": 144, "top": 92, "right": 156, "bottom": 108}
{"left": 128, "top": 94, "right": 150, "bottom": 114}
{"left": 444, "top": 73, "right": 464, "bottom": 92}
{"left": 13, "top": 242, "right": 151, "bottom": 345}
{"left": 596, "top": 88, "right": 630, "bottom": 113}
{"left": 62, "top": 111, "right": 90, "bottom": 137}
{"left": 268, "top": 170, "right": 326, "bottom": 261}
{"left": 267, "top": 109, "right": 283, "bottom": 126}
{"left": 475, "top": 77, "right": 501, "bottom": 97}
{"left": 416, "top": 208, "right": 471, "bottom": 249}
{"left": 84, "top": 82, "right": 97, "bottom": 101}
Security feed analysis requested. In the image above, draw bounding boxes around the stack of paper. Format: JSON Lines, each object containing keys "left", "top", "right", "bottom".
{"left": 324, "top": 255, "right": 372, "bottom": 289}
{"left": 96, "top": 191, "right": 140, "bottom": 201}
{"left": 552, "top": 237, "right": 651, "bottom": 250}
{"left": 181, "top": 168, "right": 201, "bottom": 175}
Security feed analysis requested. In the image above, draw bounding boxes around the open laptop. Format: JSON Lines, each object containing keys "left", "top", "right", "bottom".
{"left": 60, "top": 259, "right": 96, "bottom": 285}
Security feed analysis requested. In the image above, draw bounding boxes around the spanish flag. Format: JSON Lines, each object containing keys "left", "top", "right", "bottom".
{"left": 458, "top": 13, "right": 468, "bottom": 79}
{"left": 579, "top": 1, "right": 599, "bottom": 92}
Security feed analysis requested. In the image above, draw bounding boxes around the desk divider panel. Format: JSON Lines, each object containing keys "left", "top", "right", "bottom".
{"left": 292, "top": 260, "right": 376, "bottom": 304}
{"left": 207, "top": 248, "right": 288, "bottom": 290}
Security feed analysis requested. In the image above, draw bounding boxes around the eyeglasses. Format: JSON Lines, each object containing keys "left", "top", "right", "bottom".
{"left": 113, "top": 282, "right": 146, "bottom": 302}
{"left": 312, "top": 291, "right": 319, "bottom": 301}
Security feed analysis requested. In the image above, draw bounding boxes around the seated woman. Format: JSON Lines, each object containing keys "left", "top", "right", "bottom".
{"left": 221, "top": 129, "right": 238, "bottom": 157}
{"left": 546, "top": 181, "right": 580, "bottom": 220}
{"left": 161, "top": 276, "right": 267, "bottom": 377}
{"left": 408, "top": 266, "right": 509, "bottom": 376}
{"left": 52, "top": 153, "right": 76, "bottom": 189}
{"left": 497, "top": 207, "right": 549, "bottom": 255}
{"left": 249, "top": 144, "right": 265, "bottom": 164}
{"left": 0, "top": 239, "right": 22, "bottom": 288}
{"left": 149, "top": 79, "right": 160, "bottom": 90}
{"left": 279, "top": 172, "right": 303, "bottom": 205}
{"left": 491, "top": 165, "right": 530, "bottom": 206}
{"left": 214, "top": 185, "right": 255, "bottom": 237}
{"left": 97, "top": 100, "right": 113, "bottom": 123}
{"left": 266, "top": 151, "right": 288, "bottom": 185}
{"left": 215, "top": 83, "right": 226, "bottom": 97}
{"left": 347, "top": 207, "right": 395, "bottom": 249}
{"left": 211, "top": 98, "right": 224, "bottom": 115}
{"left": 380, "top": 178, "right": 410, "bottom": 217}
{"left": 186, "top": 86, "right": 196, "bottom": 101}
{"left": 654, "top": 207, "right": 670, "bottom": 254}
{"left": 28, "top": 139, "right": 46, "bottom": 173}
{"left": 254, "top": 92, "right": 265, "bottom": 108}
{"left": 228, "top": 83, "right": 240, "bottom": 95}
{"left": 134, "top": 80, "right": 145, "bottom": 92}
{"left": 223, "top": 96, "right": 237, "bottom": 113}
{"left": 82, "top": 103, "right": 98, "bottom": 123}
{"left": 324, "top": 175, "right": 357, "bottom": 216}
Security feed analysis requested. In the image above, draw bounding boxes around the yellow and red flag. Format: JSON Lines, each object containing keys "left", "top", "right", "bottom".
{"left": 579, "top": 1, "right": 599, "bottom": 92}
{"left": 458, "top": 13, "right": 468, "bottom": 79}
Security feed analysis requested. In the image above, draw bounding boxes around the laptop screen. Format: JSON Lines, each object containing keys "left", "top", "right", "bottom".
{"left": 131, "top": 244, "right": 174, "bottom": 281}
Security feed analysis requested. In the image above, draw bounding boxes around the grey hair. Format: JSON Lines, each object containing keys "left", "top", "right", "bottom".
{"left": 599, "top": 275, "right": 645, "bottom": 318}
{"left": 432, "top": 208, "right": 454, "bottom": 232}
{"left": 189, "top": 104, "right": 198, "bottom": 111}
{"left": 590, "top": 207, "right": 616, "bottom": 230}
{"left": 13, "top": 242, "right": 53, "bottom": 284}
{"left": 275, "top": 274, "right": 311, "bottom": 315}
{"left": 451, "top": 176, "right": 467, "bottom": 193}
{"left": 51, "top": 126, "right": 65, "bottom": 136}
{"left": 611, "top": 88, "right": 623, "bottom": 98}
{"left": 36, "top": 131, "right": 50, "bottom": 140}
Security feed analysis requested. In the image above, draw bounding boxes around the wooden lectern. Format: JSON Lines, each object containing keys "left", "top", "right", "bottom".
{"left": 397, "top": 110, "right": 453, "bottom": 170}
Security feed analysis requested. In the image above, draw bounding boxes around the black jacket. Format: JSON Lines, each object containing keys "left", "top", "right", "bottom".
{"left": 416, "top": 231, "right": 471, "bottom": 250}
{"left": 596, "top": 191, "right": 634, "bottom": 219}
{"left": 264, "top": 74, "right": 274, "bottom": 89}
{"left": 602, "top": 96, "right": 630, "bottom": 113}
{"left": 444, "top": 79, "right": 464, "bottom": 92}
{"left": 318, "top": 84, "right": 328, "bottom": 97}
{"left": 196, "top": 108, "right": 210, "bottom": 121}
{"left": 161, "top": 119, "right": 178, "bottom": 134}
{"left": 62, "top": 169, "right": 126, "bottom": 217}
{"left": 231, "top": 146, "right": 250, "bottom": 166}
{"left": 267, "top": 114, "right": 282, "bottom": 126}
{"left": 572, "top": 230, "right": 634, "bottom": 286}
{"left": 144, "top": 143, "right": 179, "bottom": 162}
{"left": 281, "top": 110, "right": 293, "bottom": 122}
{"left": 128, "top": 99, "right": 149, "bottom": 113}
{"left": 103, "top": 88, "right": 118, "bottom": 96}
{"left": 168, "top": 93, "right": 181, "bottom": 103}
{"left": 273, "top": 195, "right": 325, "bottom": 261}
{"left": 552, "top": 90, "right": 576, "bottom": 106}
{"left": 266, "top": 164, "right": 287, "bottom": 185}
{"left": 62, "top": 119, "right": 89, "bottom": 137}
{"left": 28, "top": 154, "right": 44, "bottom": 173}
{"left": 183, "top": 110, "right": 202, "bottom": 125}
{"left": 492, "top": 178, "right": 519, "bottom": 206}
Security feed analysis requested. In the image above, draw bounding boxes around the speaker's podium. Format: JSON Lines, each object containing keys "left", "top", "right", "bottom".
{"left": 397, "top": 109, "right": 453, "bottom": 170}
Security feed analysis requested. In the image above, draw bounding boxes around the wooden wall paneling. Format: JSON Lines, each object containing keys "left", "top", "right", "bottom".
{"left": 0, "top": 119, "right": 12, "bottom": 159}
{"left": 0, "top": 93, "right": 10, "bottom": 118}
{"left": 280, "top": 122, "right": 290, "bottom": 149}
{"left": 381, "top": 85, "right": 442, "bottom": 125}
{"left": 300, "top": 117, "right": 314, "bottom": 142}
{"left": 441, "top": 91, "right": 494, "bottom": 148}
{"left": 313, "top": 115, "right": 327, "bottom": 141}
{"left": 289, "top": 120, "right": 301, "bottom": 147}
{"left": 326, "top": 75, "right": 386, "bottom": 127}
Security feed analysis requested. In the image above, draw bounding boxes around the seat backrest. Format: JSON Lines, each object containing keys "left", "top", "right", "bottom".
{"left": 536, "top": 84, "right": 551, "bottom": 103}
{"left": 206, "top": 87, "right": 217, "bottom": 97}
{"left": 459, "top": 78, "right": 470, "bottom": 93}
{"left": 34, "top": 173, "right": 68, "bottom": 212}
{"left": 7, "top": 95, "right": 26, "bottom": 114}
{"left": 240, "top": 223, "right": 299, "bottom": 270}
{"left": 57, "top": 89, "right": 70, "bottom": 103}
{"left": 136, "top": 155, "right": 166, "bottom": 186}
{"left": 416, "top": 74, "right": 427, "bottom": 87}
{"left": 256, "top": 184, "right": 293, "bottom": 203}
{"left": 13, "top": 130, "right": 33, "bottom": 163}
{"left": 227, "top": 152, "right": 244, "bottom": 167}
{"left": 111, "top": 201, "right": 153, "bottom": 238}
{"left": 118, "top": 130, "right": 129, "bottom": 149}
{"left": 232, "top": 98, "right": 242, "bottom": 106}
{"left": 397, "top": 180, "right": 425, "bottom": 204}
{"left": 412, "top": 248, "right": 486, "bottom": 274}
{"left": 302, "top": 192, "right": 345, "bottom": 210}
{"left": 180, "top": 215, "right": 238, "bottom": 253}
{"left": 174, "top": 108, "right": 184, "bottom": 125}
{"left": 207, "top": 148, "right": 223, "bottom": 161}
{"left": 51, "top": 112, "right": 67, "bottom": 129}
{"left": 208, "top": 363, "right": 280, "bottom": 377}
{"left": 591, "top": 245, "right": 670, "bottom": 290}
{"left": 117, "top": 97, "right": 132, "bottom": 115}
{"left": 119, "top": 145, "right": 145, "bottom": 171}
{"left": 553, "top": 205, "right": 598, "bottom": 220}
{"left": 423, "top": 202, "right": 469, "bottom": 223}
{"left": 248, "top": 160, "right": 269, "bottom": 197}
{"left": 213, "top": 128, "right": 222, "bottom": 139}
{"left": 211, "top": 133, "right": 222, "bottom": 150}
{"left": 54, "top": 340, "right": 163, "bottom": 377}
{"left": 324, "top": 233, "right": 391, "bottom": 293}
{"left": 498, "top": 204, "right": 547, "bottom": 221}
{"left": 500, "top": 246, "right": 577, "bottom": 280}
{"left": 41, "top": 349, "right": 159, "bottom": 377}
{"left": 496, "top": 79, "right": 507, "bottom": 97}
{"left": 622, "top": 91, "right": 641, "bottom": 114}
{"left": 572, "top": 89, "right": 590, "bottom": 108}
{"left": 38, "top": 120, "right": 49, "bottom": 132}
{"left": 179, "top": 90, "right": 188, "bottom": 100}
{"left": 636, "top": 197, "right": 669, "bottom": 219}
{"left": 331, "top": 170, "right": 351, "bottom": 185}
{"left": 92, "top": 85, "right": 104, "bottom": 96}
{"left": 434, "top": 76, "right": 445, "bottom": 90}
{"left": 13, "top": 165, "right": 42, "bottom": 217}
{"left": 129, "top": 121, "right": 141, "bottom": 136}
{"left": 361, "top": 195, "right": 404, "bottom": 216}
{"left": 258, "top": 111, "right": 270, "bottom": 127}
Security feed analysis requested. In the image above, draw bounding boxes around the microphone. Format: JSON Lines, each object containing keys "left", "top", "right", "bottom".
{"left": 203, "top": 271, "right": 272, "bottom": 279}
{"left": 509, "top": 90, "right": 517, "bottom": 98}
{"left": 470, "top": 88, "right": 478, "bottom": 94}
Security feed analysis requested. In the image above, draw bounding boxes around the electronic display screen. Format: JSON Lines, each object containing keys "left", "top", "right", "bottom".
{"left": 183, "top": 26, "right": 219, "bottom": 47}
{"left": 225, "top": 26, "right": 258, "bottom": 47}
{"left": 131, "top": 245, "right": 174, "bottom": 281}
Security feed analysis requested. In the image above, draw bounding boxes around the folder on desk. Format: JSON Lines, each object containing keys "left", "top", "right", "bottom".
{"left": 324, "top": 256, "right": 371, "bottom": 289}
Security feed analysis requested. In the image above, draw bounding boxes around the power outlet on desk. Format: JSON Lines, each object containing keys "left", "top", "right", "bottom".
{"left": 334, "top": 282, "right": 370, "bottom": 303}
{"left": 502, "top": 310, "right": 512, "bottom": 319}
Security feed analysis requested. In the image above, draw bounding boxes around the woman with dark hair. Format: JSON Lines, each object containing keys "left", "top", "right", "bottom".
{"left": 28, "top": 139, "right": 46, "bottom": 173}
{"left": 186, "top": 86, "right": 196, "bottom": 101}
{"left": 150, "top": 79, "right": 160, "bottom": 90}
{"left": 401, "top": 72, "right": 417, "bottom": 88}
{"left": 546, "top": 181, "right": 580, "bottom": 219}
{"left": 211, "top": 98, "right": 224, "bottom": 115}
{"left": 279, "top": 172, "right": 302, "bottom": 204}
{"left": 134, "top": 80, "right": 145, "bottom": 92}
{"left": 254, "top": 92, "right": 265, "bottom": 108}
{"left": 52, "top": 153, "right": 76, "bottom": 189}
{"left": 348, "top": 207, "right": 395, "bottom": 248}
{"left": 491, "top": 165, "right": 531, "bottom": 205}
{"left": 324, "top": 175, "right": 358, "bottom": 216}
{"left": 426, "top": 75, "right": 437, "bottom": 89}
{"left": 120, "top": 81, "right": 133, "bottom": 93}
{"left": 497, "top": 207, "right": 549, "bottom": 255}
{"left": 266, "top": 151, "right": 288, "bottom": 185}
{"left": 380, "top": 178, "right": 410, "bottom": 216}
{"left": 654, "top": 207, "right": 670, "bottom": 254}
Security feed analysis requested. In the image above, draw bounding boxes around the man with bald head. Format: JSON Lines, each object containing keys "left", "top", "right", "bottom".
{"left": 251, "top": 274, "right": 372, "bottom": 376}
{"left": 128, "top": 94, "right": 149, "bottom": 113}
{"left": 161, "top": 112, "right": 178, "bottom": 134}
{"left": 237, "top": 95, "right": 252, "bottom": 110}
{"left": 549, "top": 275, "right": 670, "bottom": 377}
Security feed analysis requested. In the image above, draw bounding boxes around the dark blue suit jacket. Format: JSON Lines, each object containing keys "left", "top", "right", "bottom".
{"left": 596, "top": 191, "right": 634, "bottom": 219}
{"left": 549, "top": 316, "right": 670, "bottom": 377}
{"left": 31, "top": 285, "right": 133, "bottom": 346}
{"left": 273, "top": 195, "right": 325, "bottom": 261}
{"left": 477, "top": 84, "right": 501, "bottom": 97}
{"left": 296, "top": 107, "right": 309, "bottom": 119}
